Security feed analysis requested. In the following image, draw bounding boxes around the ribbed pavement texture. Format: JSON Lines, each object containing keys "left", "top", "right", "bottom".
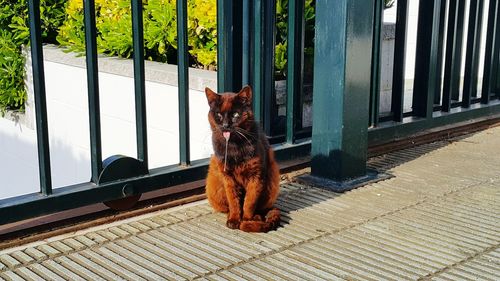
{"left": 0, "top": 126, "right": 499, "bottom": 280}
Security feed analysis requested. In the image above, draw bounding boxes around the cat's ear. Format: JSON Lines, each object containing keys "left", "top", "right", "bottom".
{"left": 238, "top": 85, "right": 252, "bottom": 106}
{"left": 205, "top": 87, "right": 219, "bottom": 106}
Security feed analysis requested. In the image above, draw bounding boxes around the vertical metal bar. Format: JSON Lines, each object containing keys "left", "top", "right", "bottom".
{"left": 286, "top": 0, "right": 305, "bottom": 143}
{"left": 391, "top": 0, "right": 409, "bottom": 122}
{"left": 463, "top": 0, "right": 485, "bottom": 107}
{"left": 452, "top": 0, "right": 466, "bottom": 102}
{"left": 252, "top": 0, "right": 264, "bottom": 122}
{"left": 482, "top": 0, "right": 500, "bottom": 103}
{"left": 217, "top": 0, "right": 233, "bottom": 93}
{"left": 413, "top": 0, "right": 443, "bottom": 118}
{"left": 262, "top": 0, "right": 276, "bottom": 136}
{"left": 177, "top": 0, "right": 190, "bottom": 166}
{"left": 310, "top": 0, "right": 373, "bottom": 181}
{"left": 232, "top": 2, "right": 243, "bottom": 91}
{"left": 369, "top": 0, "right": 383, "bottom": 126}
{"left": 442, "top": 0, "right": 466, "bottom": 111}
{"left": 131, "top": 0, "right": 148, "bottom": 169}
{"left": 242, "top": 0, "right": 250, "bottom": 86}
{"left": 28, "top": 0, "right": 52, "bottom": 195}
{"left": 492, "top": 4, "right": 500, "bottom": 98}
{"left": 250, "top": 0, "right": 275, "bottom": 134}
{"left": 496, "top": 53, "right": 500, "bottom": 96}
{"left": 84, "top": 0, "right": 103, "bottom": 182}
{"left": 434, "top": 0, "right": 447, "bottom": 105}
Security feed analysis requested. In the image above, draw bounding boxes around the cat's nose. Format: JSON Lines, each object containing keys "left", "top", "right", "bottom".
{"left": 222, "top": 122, "right": 229, "bottom": 129}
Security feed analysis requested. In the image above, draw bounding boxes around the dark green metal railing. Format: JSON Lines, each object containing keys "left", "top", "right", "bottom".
{"left": 369, "top": 0, "right": 500, "bottom": 144}
{"left": 1, "top": 0, "right": 500, "bottom": 225}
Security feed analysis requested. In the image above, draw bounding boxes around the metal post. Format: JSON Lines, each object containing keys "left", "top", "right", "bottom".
{"left": 217, "top": 0, "right": 234, "bottom": 93}
{"left": 217, "top": 0, "right": 243, "bottom": 93}
{"left": 482, "top": 0, "right": 500, "bottom": 103}
{"left": 84, "top": 0, "right": 103, "bottom": 183}
{"left": 242, "top": 0, "right": 251, "bottom": 86}
{"left": 412, "top": 0, "right": 443, "bottom": 118}
{"left": 28, "top": 0, "right": 52, "bottom": 195}
{"left": 131, "top": 0, "right": 148, "bottom": 169}
{"left": 300, "top": 0, "right": 388, "bottom": 191}
{"left": 370, "top": 0, "right": 383, "bottom": 126}
{"left": 249, "top": 0, "right": 275, "bottom": 134}
{"left": 177, "top": 0, "right": 190, "bottom": 166}
{"left": 434, "top": 0, "right": 447, "bottom": 105}
{"left": 463, "top": 0, "right": 485, "bottom": 107}
{"left": 391, "top": 0, "right": 409, "bottom": 122}
{"left": 286, "top": 0, "right": 305, "bottom": 143}
{"left": 442, "top": 0, "right": 466, "bottom": 111}
{"left": 491, "top": 0, "right": 500, "bottom": 98}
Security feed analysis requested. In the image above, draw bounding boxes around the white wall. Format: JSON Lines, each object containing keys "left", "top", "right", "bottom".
{"left": 0, "top": 118, "right": 41, "bottom": 199}
{"left": 0, "top": 50, "right": 214, "bottom": 200}
{"left": 384, "top": 0, "right": 489, "bottom": 82}
{"left": 379, "top": 0, "right": 490, "bottom": 114}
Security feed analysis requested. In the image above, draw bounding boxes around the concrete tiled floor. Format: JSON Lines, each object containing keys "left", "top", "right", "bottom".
{"left": 0, "top": 127, "right": 499, "bottom": 280}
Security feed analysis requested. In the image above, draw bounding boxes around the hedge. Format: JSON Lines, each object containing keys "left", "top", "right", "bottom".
{"left": 57, "top": 0, "right": 218, "bottom": 69}
{"left": 0, "top": 0, "right": 65, "bottom": 112}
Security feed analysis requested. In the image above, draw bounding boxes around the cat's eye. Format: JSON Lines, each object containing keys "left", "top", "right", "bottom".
{"left": 216, "top": 113, "right": 223, "bottom": 120}
{"left": 232, "top": 112, "right": 240, "bottom": 118}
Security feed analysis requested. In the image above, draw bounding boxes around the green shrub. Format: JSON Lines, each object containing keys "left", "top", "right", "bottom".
{"left": 0, "top": 0, "right": 66, "bottom": 112}
{"left": 58, "top": 0, "right": 135, "bottom": 57}
{"left": 0, "top": 30, "right": 26, "bottom": 112}
{"left": 57, "top": 0, "right": 217, "bottom": 69}
{"left": 187, "top": 0, "right": 217, "bottom": 69}
{"left": 143, "top": 0, "right": 177, "bottom": 63}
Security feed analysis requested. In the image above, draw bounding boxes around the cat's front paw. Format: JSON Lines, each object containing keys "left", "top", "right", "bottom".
{"left": 226, "top": 219, "right": 240, "bottom": 229}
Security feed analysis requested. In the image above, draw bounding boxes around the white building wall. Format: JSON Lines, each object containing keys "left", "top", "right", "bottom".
{"left": 384, "top": 0, "right": 489, "bottom": 81}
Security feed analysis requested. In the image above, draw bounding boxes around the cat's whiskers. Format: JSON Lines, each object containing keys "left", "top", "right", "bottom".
{"left": 235, "top": 130, "right": 253, "bottom": 146}
{"left": 235, "top": 127, "right": 257, "bottom": 140}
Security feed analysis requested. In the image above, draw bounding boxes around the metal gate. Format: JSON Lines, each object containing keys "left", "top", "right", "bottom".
{"left": 1, "top": 0, "right": 499, "bottom": 225}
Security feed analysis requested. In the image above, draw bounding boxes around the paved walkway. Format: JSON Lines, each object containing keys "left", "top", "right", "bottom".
{"left": 0, "top": 127, "right": 499, "bottom": 280}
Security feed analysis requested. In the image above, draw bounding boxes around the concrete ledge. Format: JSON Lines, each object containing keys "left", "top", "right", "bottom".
{"left": 42, "top": 45, "right": 217, "bottom": 92}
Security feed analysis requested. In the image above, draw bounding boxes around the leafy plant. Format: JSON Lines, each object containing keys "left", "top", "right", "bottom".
{"left": 57, "top": 0, "right": 217, "bottom": 68}
{"left": 57, "top": 0, "right": 134, "bottom": 57}
{"left": 384, "top": 0, "right": 396, "bottom": 9}
{"left": 274, "top": 42, "right": 287, "bottom": 77}
{"left": 275, "top": 0, "right": 315, "bottom": 80}
{"left": 143, "top": 0, "right": 177, "bottom": 62}
{"left": 0, "top": 0, "right": 66, "bottom": 112}
{"left": 187, "top": 0, "right": 217, "bottom": 69}
{"left": 0, "top": 30, "right": 26, "bottom": 113}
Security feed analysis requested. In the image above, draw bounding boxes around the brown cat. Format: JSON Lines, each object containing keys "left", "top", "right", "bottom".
{"left": 204, "top": 85, "right": 280, "bottom": 232}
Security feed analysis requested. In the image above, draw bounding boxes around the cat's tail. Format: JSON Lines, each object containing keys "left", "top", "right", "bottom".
{"left": 239, "top": 208, "right": 280, "bottom": 233}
